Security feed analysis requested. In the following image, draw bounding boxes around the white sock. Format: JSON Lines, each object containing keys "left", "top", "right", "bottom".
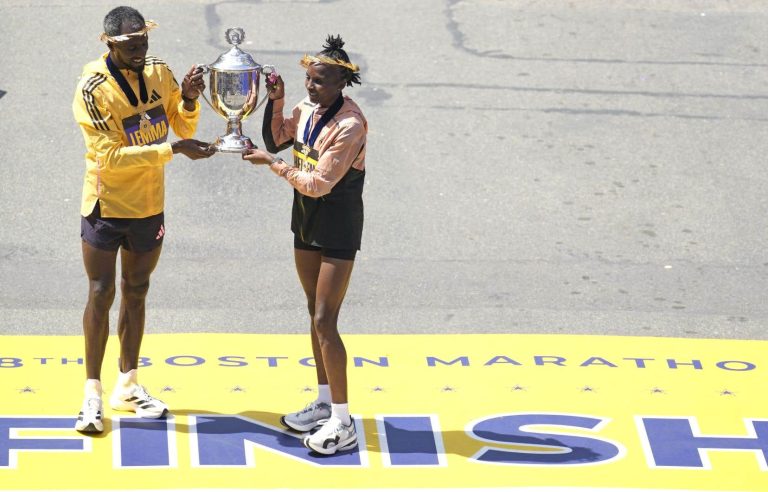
{"left": 316, "top": 384, "right": 331, "bottom": 404}
{"left": 116, "top": 369, "right": 138, "bottom": 390}
{"left": 84, "top": 379, "right": 102, "bottom": 399}
{"left": 331, "top": 403, "right": 351, "bottom": 426}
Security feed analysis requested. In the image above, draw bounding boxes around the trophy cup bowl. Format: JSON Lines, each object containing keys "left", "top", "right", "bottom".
{"left": 199, "top": 28, "right": 276, "bottom": 153}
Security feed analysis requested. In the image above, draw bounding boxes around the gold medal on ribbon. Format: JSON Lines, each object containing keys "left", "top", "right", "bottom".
{"left": 139, "top": 112, "right": 151, "bottom": 134}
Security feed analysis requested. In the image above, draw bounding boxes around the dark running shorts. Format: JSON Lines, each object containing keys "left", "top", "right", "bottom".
{"left": 293, "top": 235, "right": 357, "bottom": 261}
{"left": 81, "top": 202, "right": 165, "bottom": 253}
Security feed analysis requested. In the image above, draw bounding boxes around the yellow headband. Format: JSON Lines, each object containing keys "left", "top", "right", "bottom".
{"left": 99, "top": 20, "right": 158, "bottom": 44}
{"left": 300, "top": 54, "right": 359, "bottom": 73}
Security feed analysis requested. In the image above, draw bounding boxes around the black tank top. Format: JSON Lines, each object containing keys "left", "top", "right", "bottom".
{"left": 263, "top": 99, "right": 365, "bottom": 250}
{"left": 291, "top": 160, "right": 365, "bottom": 250}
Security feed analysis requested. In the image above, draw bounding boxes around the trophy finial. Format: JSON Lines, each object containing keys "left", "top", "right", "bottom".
{"left": 225, "top": 27, "right": 245, "bottom": 46}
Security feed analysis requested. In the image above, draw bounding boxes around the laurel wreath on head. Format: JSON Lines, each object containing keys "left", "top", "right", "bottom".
{"left": 299, "top": 54, "right": 359, "bottom": 73}
{"left": 99, "top": 20, "right": 158, "bottom": 44}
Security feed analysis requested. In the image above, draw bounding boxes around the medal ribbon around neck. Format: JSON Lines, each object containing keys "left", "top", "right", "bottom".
{"left": 106, "top": 54, "right": 148, "bottom": 108}
{"left": 303, "top": 94, "right": 344, "bottom": 149}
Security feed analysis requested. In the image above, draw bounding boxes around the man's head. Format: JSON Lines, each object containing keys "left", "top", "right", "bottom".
{"left": 103, "top": 6, "right": 149, "bottom": 72}
{"left": 104, "top": 6, "right": 145, "bottom": 38}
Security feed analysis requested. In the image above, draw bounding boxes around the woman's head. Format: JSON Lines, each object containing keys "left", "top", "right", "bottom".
{"left": 315, "top": 35, "right": 361, "bottom": 88}
{"left": 301, "top": 35, "right": 361, "bottom": 107}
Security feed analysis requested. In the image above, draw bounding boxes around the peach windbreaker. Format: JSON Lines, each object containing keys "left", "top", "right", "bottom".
{"left": 266, "top": 96, "right": 367, "bottom": 198}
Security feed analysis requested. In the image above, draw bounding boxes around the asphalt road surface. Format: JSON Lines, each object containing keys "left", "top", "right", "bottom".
{"left": 2, "top": 0, "right": 767, "bottom": 339}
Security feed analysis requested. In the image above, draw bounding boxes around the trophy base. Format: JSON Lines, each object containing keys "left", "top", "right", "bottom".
{"left": 214, "top": 135, "right": 257, "bottom": 153}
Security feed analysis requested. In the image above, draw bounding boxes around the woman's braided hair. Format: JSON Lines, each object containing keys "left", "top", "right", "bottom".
{"left": 318, "top": 34, "right": 361, "bottom": 87}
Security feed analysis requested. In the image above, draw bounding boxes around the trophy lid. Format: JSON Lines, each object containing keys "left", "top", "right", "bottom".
{"left": 210, "top": 28, "right": 261, "bottom": 71}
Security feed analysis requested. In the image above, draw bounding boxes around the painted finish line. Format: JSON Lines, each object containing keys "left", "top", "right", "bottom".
{"left": 0, "top": 333, "right": 766, "bottom": 491}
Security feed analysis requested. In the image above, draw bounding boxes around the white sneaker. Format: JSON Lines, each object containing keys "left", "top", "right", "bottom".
{"left": 303, "top": 416, "right": 357, "bottom": 455}
{"left": 281, "top": 401, "right": 331, "bottom": 432}
{"left": 75, "top": 397, "right": 104, "bottom": 433}
{"left": 110, "top": 384, "right": 168, "bottom": 418}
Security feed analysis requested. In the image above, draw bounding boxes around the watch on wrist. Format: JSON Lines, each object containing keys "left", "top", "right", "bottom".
{"left": 271, "top": 155, "right": 284, "bottom": 164}
{"left": 182, "top": 94, "right": 197, "bottom": 104}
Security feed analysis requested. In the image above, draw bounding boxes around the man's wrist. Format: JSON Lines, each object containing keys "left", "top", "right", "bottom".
{"left": 181, "top": 94, "right": 198, "bottom": 104}
{"left": 271, "top": 154, "right": 284, "bottom": 164}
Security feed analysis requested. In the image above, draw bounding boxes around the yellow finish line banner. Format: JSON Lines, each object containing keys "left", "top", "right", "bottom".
{"left": 0, "top": 333, "right": 767, "bottom": 491}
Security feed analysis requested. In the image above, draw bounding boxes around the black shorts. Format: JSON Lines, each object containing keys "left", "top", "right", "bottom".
{"left": 293, "top": 236, "right": 357, "bottom": 261}
{"left": 81, "top": 202, "right": 165, "bottom": 253}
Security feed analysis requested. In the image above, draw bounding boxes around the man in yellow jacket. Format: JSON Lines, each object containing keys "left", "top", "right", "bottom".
{"left": 72, "top": 6, "right": 214, "bottom": 433}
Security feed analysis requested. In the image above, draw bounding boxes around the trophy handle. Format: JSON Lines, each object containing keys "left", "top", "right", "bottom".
{"left": 195, "top": 64, "right": 218, "bottom": 113}
{"left": 251, "top": 65, "right": 279, "bottom": 112}
{"left": 261, "top": 65, "right": 279, "bottom": 89}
